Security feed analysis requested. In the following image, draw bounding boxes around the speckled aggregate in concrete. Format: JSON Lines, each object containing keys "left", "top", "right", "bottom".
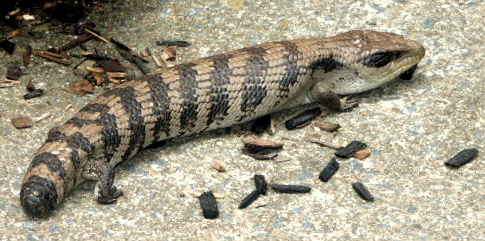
{"left": 0, "top": 0, "right": 484, "bottom": 240}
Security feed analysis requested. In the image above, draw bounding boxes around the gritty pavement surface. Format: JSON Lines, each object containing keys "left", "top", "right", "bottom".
{"left": 1, "top": 0, "right": 484, "bottom": 240}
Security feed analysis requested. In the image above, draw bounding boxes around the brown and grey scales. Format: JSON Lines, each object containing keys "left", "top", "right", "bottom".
{"left": 20, "top": 30, "right": 425, "bottom": 218}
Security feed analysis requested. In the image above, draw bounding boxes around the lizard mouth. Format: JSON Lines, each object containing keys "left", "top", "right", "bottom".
{"left": 20, "top": 177, "right": 57, "bottom": 218}
{"left": 399, "top": 64, "right": 418, "bottom": 80}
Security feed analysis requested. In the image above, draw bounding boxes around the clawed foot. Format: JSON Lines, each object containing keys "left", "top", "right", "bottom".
{"left": 96, "top": 185, "right": 123, "bottom": 204}
{"left": 339, "top": 97, "right": 359, "bottom": 111}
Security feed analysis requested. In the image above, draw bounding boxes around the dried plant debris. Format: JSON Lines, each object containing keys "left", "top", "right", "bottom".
{"left": 319, "top": 157, "right": 340, "bottom": 182}
{"left": 352, "top": 182, "right": 375, "bottom": 202}
{"left": 212, "top": 162, "right": 226, "bottom": 173}
{"left": 68, "top": 79, "right": 94, "bottom": 95}
{"left": 33, "top": 50, "right": 70, "bottom": 65}
{"left": 238, "top": 190, "right": 260, "bottom": 209}
{"left": 238, "top": 174, "right": 268, "bottom": 209}
{"left": 242, "top": 137, "right": 283, "bottom": 160}
{"left": 314, "top": 121, "right": 341, "bottom": 132}
{"left": 335, "top": 141, "right": 368, "bottom": 158}
{"left": 353, "top": 149, "right": 371, "bottom": 160}
{"left": 0, "top": 39, "right": 16, "bottom": 54}
{"left": 26, "top": 80, "right": 35, "bottom": 91}
{"left": 110, "top": 38, "right": 131, "bottom": 51}
{"left": 6, "top": 65, "right": 21, "bottom": 80}
{"left": 252, "top": 175, "right": 267, "bottom": 195}
{"left": 24, "top": 89, "right": 44, "bottom": 100}
{"left": 156, "top": 40, "right": 191, "bottom": 47}
{"left": 285, "top": 107, "right": 323, "bottom": 130}
{"left": 242, "top": 137, "right": 283, "bottom": 153}
{"left": 23, "top": 45, "right": 32, "bottom": 66}
{"left": 162, "top": 46, "right": 177, "bottom": 62}
{"left": 251, "top": 114, "right": 272, "bottom": 135}
{"left": 270, "top": 184, "right": 311, "bottom": 194}
{"left": 0, "top": 79, "right": 21, "bottom": 88}
{"left": 445, "top": 148, "right": 479, "bottom": 168}
{"left": 11, "top": 117, "right": 34, "bottom": 129}
{"left": 199, "top": 191, "right": 219, "bottom": 219}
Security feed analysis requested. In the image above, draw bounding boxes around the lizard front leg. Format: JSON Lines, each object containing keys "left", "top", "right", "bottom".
{"left": 82, "top": 160, "right": 123, "bottom": 204}
{"left": 309, "top": 81, "right": 359, "bottom": 111}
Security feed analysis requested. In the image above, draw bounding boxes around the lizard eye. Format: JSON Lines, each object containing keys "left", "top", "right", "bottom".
{"left": 364, "top": 51, "right": 403, "bottom": 68}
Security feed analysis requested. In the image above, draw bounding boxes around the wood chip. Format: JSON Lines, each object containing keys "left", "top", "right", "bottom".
{"left": 68, "top": 79, "right": 94, "bottom": 94}
{"left": 6, "top": 65, "right": 21, "bottom": 80}
{"left": 319, "top": 157, "right": 339, "bottom": 182}
{"left": 314, "top": 121, "right": 341, "bottom": 132}
{"left": 445, "top": 148, "right": 479, "bottom": 168}
{"left": 353, "top": 149, "right": 371, "bottom": 160}
{"left": 85, "top": 66, "right": 105, "bottom": 73}
{"left": 352, "top": 182, "right": 375, "bottom": 202}
{"left": 238, "top": 190, "right": 260, "bottom": 209}
{"left": 23, "top": 89, "right": 44, "bottom": 99}
{"left": 199, "top": 191, "right": 219, "bottom": 219}
{"left": 162, "top": 46, "right": 177, "bottom": 61}
{"left": 23, "top": 45, "right": 32, "bottom": 66}
{"left": 335, "top": 141, "right": 368, "bottom": 158}
{"left": 11, "top": 117, "right": 34, "bottom": 129}
{"left": 285, "top": 107, "right": 325, "bottom": 130}
{"left": 0, "top": 79, "right": 21, "bottom": 88}
{"left": 26, "top": 80, "right": 35, "bottom": 91}
{"left": 212, "top": 162, "right": 226, "bottom": 173}
{"left": 86, "top": 72, "right": 105, "bottom": 86}
{"left": 242, "top": 137, "right": 283, "bottom": 153}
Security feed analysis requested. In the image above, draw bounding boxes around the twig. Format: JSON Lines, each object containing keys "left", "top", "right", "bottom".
{"left": 307, "top": 138, "right": 342, "bottom": 150}
{"left": 85, "top": 29, "right": 109, "bottom": 43}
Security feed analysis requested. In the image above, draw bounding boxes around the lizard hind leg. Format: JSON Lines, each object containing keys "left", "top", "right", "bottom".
{"left": 82, "top": 159, "right": 123, "bottom": 204}
{"left": 309, "top": 81, "right": 359, "bottom": 111}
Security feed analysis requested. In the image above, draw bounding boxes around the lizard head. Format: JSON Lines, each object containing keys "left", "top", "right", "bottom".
{"left": 315, "top": 30, "right": 425, "bottom": 95}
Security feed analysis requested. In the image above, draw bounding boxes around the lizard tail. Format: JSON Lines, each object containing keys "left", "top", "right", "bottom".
{"left": 20, "top": 141, "right": 80, "bottom": 218}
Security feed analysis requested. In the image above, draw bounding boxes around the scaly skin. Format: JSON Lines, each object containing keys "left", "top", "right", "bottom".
{"left": 20, "top": 30, "right": 425, "bottom": 218}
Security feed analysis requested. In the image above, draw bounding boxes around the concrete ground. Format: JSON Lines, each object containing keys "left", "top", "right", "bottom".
{"left": 1, "top": 0, "right": 484, "bottom": 240}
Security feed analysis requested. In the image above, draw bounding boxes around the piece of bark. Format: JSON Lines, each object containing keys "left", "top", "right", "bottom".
{"left": 352, "top": 182, "right": 375, "bottom": 202}
{"left": 199, "top": 191, "right": 219, "bottom": 219}
{"left": 335, "top": 141, "right": 368, "bottom": 158}
{"left": 445, "top": 148, "right": 479, "bottom": 168}
{"left": 11, "top": 117, "right": 34, "bottom": 129}
{"left": 68, "top": 79, "right": 94, "bottom": 94}
{"left": 242, "top": 137, "right": 283, "bottom": 153}
{"left": 6, "top": 65, "right": 21, "bottom": 80}
{"left": 319, "top": 157, "right": 339, "bottom": 182}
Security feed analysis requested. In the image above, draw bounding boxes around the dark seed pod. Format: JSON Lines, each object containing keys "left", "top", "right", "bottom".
{"left": 238, "top": 190, "right": 261, "bottom": 209}
{"left": 270, "top": 184, "right": 311, "bottom": 194}
{"left": 352, "top": 182, "right": 374, "bottom": 202}
{"left": 23, "top": 89, "right": 44, "bottom": 100}
{"left": 319, "top": 157, "right": 340, "bottom": 182}
{"left": 199, "top": 191, "right": 219, "bottom": 219}
{"left": 254, "top": 174, "right": 268, "bottom": 195}
{"left": 285, "top": 107, "right": 322, "bottom": 130}
{"left": 445, "top": 148, "right": 479, "bottom": 167}
{"left": 156, "top": 40, "right": 191, "bottom": 47}
{"left": 335, "top": 141, "right": 367, "bottom": 158}
{"left": 251, "top": 114, "right": 271, "bottom": 135}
